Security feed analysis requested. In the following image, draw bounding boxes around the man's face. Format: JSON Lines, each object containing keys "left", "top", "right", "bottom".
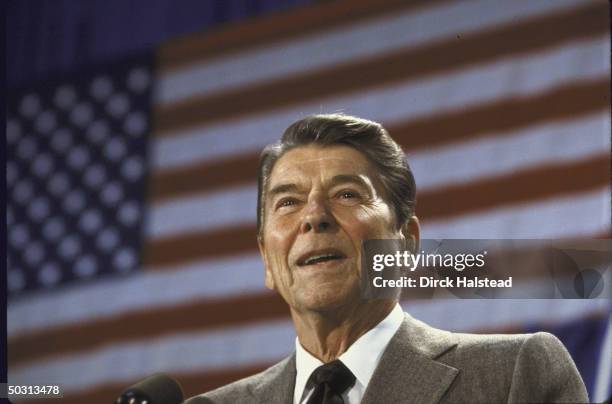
{"left": 259, "top": 144, "right": 405, "bottom": 314}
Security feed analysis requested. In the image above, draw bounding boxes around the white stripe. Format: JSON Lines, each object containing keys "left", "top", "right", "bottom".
{"left": 7, "top": 253, "right": 267, "bottom": 337}
{"left": 422, "top": 187, "right": 611, "bottom": 239}
{"left": 157, "top": 0, "right": 594, "bottom": 104}
{"left": 404, "top": 299, "right": 611, "bottom": 332}
{"left": 147, "top": 184, "right": 258, "bottom": 239}
{"left": 9, "top": 190, "right": 609, "bottom": 337}
{"left": 408, "top": 112, "right": 610, "bottom": 189}
{"left": 153, "top": 36, "right": 609, "bottom": 171}
{"left": 8, "top": 319, "right": 296, "bottom": 393}
{"left": 594, "top": 313, "right": 612, "bottom": 403}
{"left": 8, "top": 299, "right": 609, "bottom": 394}
{"left": 148, "top": 112, "right": 609, "bottom": 239}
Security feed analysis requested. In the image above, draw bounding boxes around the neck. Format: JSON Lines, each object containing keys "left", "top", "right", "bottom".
{"left": 292, "top": 300, "right": 396, "bottom": 362}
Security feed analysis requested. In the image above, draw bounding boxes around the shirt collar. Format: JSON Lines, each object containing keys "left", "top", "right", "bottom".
{"left": 294, "top": 340, "right": 324, "bottom": 403}
{"left": 338, "top": 303, "right": 404, "bottom": 387}
{"left": 294, "top": 303, "right": 404, "bottom": 401}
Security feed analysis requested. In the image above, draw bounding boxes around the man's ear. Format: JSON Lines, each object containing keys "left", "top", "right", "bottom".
{"left": 401, "top": 215, "right": 420, "bottom": 254}
{"left": 258, "top": 237, "right": 276, "bottom": 290}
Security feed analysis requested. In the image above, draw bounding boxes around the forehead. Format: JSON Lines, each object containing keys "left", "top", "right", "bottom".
{"left": 268, "top": 144, "right": 375, "bottom": 185}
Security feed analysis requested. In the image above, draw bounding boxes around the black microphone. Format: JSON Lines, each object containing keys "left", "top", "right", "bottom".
{"left": 115, "top": 373, "right": 184, "bottom": 404}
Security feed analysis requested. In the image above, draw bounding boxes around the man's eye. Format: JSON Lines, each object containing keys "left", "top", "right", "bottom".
{"left": 339, "top": 191, "right": 357, "bottom": 199}
{"left": 277, "top": 198, "right": 297, "bottom": 209}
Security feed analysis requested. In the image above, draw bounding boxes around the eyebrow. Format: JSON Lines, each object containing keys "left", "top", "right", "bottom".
{"left": 328, "top": 174, "right": 370, "bottom": 190}
{"left": 267, "top": 183, "right": 302, "bottom": 200}
{"left": 267, "top": 174, "right": 371, "bottom": 200}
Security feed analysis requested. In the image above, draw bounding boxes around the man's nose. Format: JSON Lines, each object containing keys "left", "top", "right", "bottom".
{"left": 301, "top": 197, "right": 336, "bottom": 233}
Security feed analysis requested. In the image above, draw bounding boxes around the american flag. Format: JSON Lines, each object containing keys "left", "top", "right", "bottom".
{"left": 7, "top": 57, "right": 153, "bottom": 294}
{"left": 7, "top": 0, "right": 612, "bottom": 403}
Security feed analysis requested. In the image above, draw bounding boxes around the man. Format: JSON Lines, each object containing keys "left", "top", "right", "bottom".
{"left": 186, "top": 114, "right": 588, "bottom": 404}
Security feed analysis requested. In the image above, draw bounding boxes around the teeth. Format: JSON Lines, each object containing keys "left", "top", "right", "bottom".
{"left": 304, "top": 254, "right": 338, "bottom": 265}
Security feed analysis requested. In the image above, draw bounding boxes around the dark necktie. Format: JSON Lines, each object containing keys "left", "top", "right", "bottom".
{"left": 305, "top": 360, "right": 356, "bottom": 404}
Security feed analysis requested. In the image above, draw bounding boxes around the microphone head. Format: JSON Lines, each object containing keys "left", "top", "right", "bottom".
{"left": 116, "top": 373, "right": 183, "bottom": 404}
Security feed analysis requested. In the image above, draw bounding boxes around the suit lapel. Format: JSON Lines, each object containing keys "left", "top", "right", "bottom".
{"left": 362, "top": 314, "right": 459, "bottom": 404}
{"left": 250, "top": 354, "right": 296, "bottom": 404}
{"left": 248, "top": 314, "right": 458, "bottom": 404}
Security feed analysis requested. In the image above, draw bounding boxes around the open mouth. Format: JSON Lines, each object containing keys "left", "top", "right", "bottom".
{"left": 297, "top": 250, "right": 347, "bottom": 267}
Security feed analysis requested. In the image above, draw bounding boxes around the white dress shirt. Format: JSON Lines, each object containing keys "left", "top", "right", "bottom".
{"left": 293, "top": 304, "right": 404, "bottom": 404}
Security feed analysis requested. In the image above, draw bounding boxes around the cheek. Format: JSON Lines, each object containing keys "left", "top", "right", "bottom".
{"left": 263, "top": 216, "right": 300, "bottom": 262}
{"left": 265, "top": 230, "right": 290, "bottom": 259}
{"left": 335, "top": 205, "right": 396, "bottom": 239}
{"left": 334, "top": 209, "right": 384, "bottom": 282}
{"left": 266, "top": 205, "right": 294, "bottom": 231}
{"left": 266, "top": 209, "right": 300, "bottom": 234}
{"left": 263, "top": 231, "right": 294, "bottom": 289}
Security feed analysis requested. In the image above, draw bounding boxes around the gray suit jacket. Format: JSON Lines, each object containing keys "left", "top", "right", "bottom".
{"left": 185, "top": 313, "right": 588, "bottom": 404}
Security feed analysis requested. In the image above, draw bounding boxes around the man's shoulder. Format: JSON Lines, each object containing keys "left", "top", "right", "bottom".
{"left": 404, "top": 312, "right": 564, "bottom": 361}
{"left": 401, "top": 314, "right": 587, "bottom": 403}
{"left": 184, "top": 355, "right": 293, "bottom": 404}
{"left": 451, "top": 328, "right": 569, "bottom": 366}
{"left": 452, "top": 329, "right": 587, "bottom": 402}
{"left": 410, "top": 314, "right": 569, "bottom": 364}
{"left": 453, "top": 328, "right": 559, "bottom": 354}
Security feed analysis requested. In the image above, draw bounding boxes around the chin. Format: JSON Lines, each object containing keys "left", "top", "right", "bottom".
{"left": 297, "top": 286, "right": 360, "bottom": 313}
